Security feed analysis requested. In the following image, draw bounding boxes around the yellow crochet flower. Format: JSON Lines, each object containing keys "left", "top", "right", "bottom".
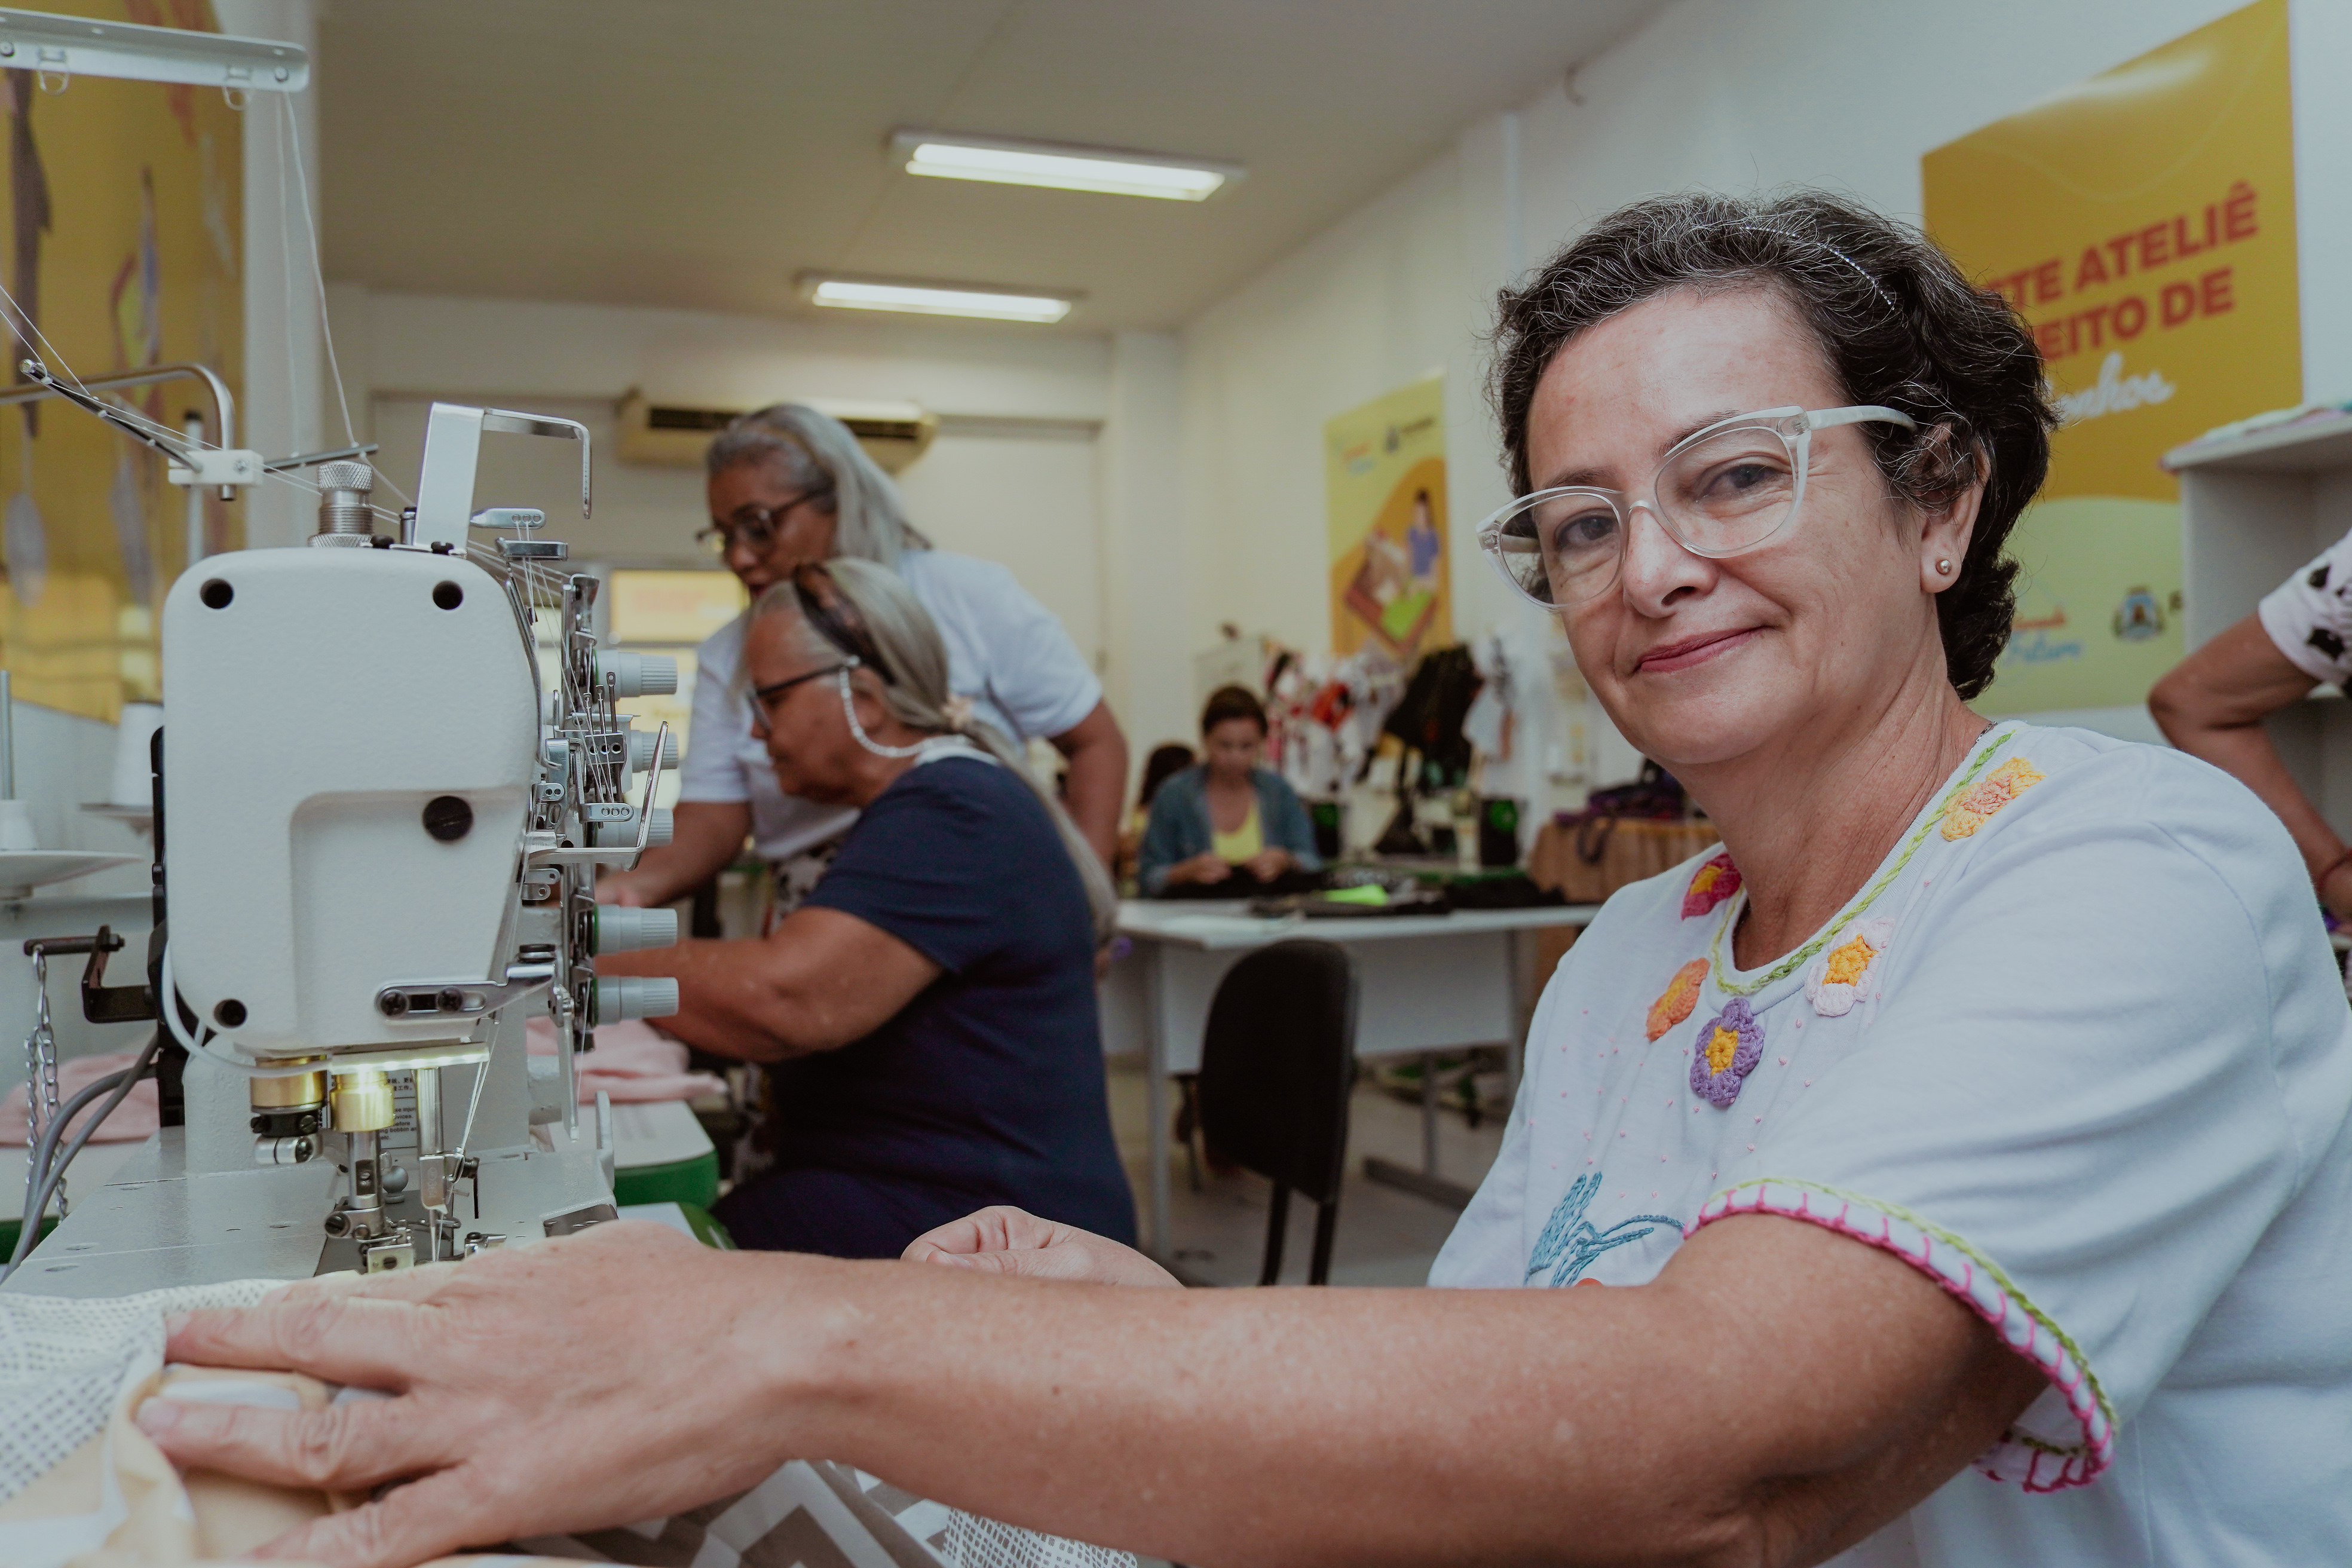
{"left": 1941, "top": 757, "right": 2045, "bottom": 840}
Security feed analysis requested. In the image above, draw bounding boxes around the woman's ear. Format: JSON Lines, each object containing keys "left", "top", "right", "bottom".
{"left": 1918, "top": 433, "right": 1987, "bottom": 596}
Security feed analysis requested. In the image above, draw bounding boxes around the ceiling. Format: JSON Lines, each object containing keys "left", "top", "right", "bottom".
{"left": 316, "top": 0, "right": 1661, "bottom": 335}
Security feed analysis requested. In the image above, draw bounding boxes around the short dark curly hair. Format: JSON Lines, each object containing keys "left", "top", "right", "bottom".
{"left": 1489, "top": 190, "right": 2056, "bottom": 700}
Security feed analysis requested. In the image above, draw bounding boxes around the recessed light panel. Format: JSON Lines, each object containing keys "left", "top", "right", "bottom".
{"left": 890, "top": 130, "right": 1243, "bottom": 202}
{"left": 801, "top": 277, "right": 1075, "bottom": 324}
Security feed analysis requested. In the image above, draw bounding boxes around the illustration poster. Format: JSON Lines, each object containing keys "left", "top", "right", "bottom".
{"left": 0, "top": 0, "right": 243, "bottom": 724}
{"left": 1325, "top": 374, "right": 1448, "bottom": 660}
{"left": 1921, "top": 0, "right": 2298, "bottom": 713}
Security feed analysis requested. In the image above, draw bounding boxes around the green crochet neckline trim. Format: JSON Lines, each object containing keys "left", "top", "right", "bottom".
{"left": 1705, "top": 722, "right": 2017, "bottom": 998}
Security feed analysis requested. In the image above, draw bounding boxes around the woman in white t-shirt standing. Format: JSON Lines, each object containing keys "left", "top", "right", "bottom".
{"left": 602, "top": 404, "right": 1128, "bottom": 910}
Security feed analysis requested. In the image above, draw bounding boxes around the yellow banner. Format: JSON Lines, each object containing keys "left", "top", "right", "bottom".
{"left": 1325, "top": 375, "right": 1449, "bottom": 660}
{"left": 0, "top": 0, "right": 243, "bottom": 724}
{"left": 1922, "top": 0, "right": 2297, "bottom": 712}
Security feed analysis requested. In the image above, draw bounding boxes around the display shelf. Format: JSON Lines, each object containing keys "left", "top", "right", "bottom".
{"left": 2172, "top": 415, "right": 2352, "bottom": 829}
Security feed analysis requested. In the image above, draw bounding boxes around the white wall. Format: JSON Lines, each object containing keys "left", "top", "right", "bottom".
{"left": 1174, "top": 0, "right": 2342, "bottom": 783}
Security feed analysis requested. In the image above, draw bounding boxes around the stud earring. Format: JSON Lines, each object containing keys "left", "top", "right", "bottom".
{"left": 1936, "top": 559, "right": 1953, "bottom": 574}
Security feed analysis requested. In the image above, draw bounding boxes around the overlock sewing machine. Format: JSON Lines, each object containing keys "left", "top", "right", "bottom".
{"left": 3, "top": 405, "right": 684, "bottom": 1294}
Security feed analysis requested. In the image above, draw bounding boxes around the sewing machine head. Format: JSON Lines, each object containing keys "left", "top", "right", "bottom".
{"left": 138, "top": 403, "right": 681, "bottom": 1275}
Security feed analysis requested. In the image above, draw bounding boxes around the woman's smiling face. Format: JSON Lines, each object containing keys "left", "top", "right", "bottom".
{"left": 1527, "top": 285, "right": 1962, "bottom": 772}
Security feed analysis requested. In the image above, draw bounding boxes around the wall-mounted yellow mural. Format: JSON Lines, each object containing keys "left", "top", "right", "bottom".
{"left": 0, "top": 0, "right": 243, "bottom": 724}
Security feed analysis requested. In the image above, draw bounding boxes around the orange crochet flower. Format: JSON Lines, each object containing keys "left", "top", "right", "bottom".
{"left": 1941, "top": 757, "right": 2045, "bottom": 840}
{"left": 1646, "top": 958, "right": 1709, "bottom": 1042}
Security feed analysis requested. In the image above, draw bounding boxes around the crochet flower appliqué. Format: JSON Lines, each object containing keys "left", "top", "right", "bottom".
{"left": 1690, "top": 997, "right": 1763, "bottom": 1108}
{"left": 1681, "top": 852, "right": 1742, "bottom": 919}
{"left": 1941, "top": 756, "right": 2045, "bottom": 840}
{"left": 1646, "top": 958, "right": 1709, "bottom": 1042}
{"left": 1803, "top": 917, "right": 1894, "bottom": 1018}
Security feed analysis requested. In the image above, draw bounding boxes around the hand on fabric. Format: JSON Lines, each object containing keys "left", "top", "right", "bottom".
{"left": 132, "top": 1222, "right": 820, "bottom": 1568}
{"left": 1168, "top": 851, "right": 1232, "bottom": 886}
{"left": 1242, "top": 847, "right": 1294, "bottom": 883}
{"left": 902, "top": 1205, "right": 1181, "bottom": 1288}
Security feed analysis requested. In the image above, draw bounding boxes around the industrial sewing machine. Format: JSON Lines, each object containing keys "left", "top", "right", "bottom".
{"left": 2, "top": 405, "right": 684, "bottom": 1295}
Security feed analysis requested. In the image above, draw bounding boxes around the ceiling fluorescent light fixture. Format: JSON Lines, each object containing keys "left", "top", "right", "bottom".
{"left": 799, "top": 275, "right": 1076, "bottom": 324}
{"left": 0, "top": 7, "right": 308, "bottom": 91}
{"left": 890, "top": 130, "right": 1242, "bottom": 202}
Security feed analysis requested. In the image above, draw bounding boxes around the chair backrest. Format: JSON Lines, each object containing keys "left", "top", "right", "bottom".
{"left": 1196, "top": 939, "right": 1359, "bottom": 1206}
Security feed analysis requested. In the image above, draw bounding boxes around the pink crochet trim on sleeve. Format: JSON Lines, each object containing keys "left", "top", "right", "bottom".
{"left": 1690, "top": 1179, "right": 2117, "bottom": 1493}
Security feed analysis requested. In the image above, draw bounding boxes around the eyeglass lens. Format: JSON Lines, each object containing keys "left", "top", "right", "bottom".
{"left": 1493, "top": 421, "right": 1801, "bottom": 608}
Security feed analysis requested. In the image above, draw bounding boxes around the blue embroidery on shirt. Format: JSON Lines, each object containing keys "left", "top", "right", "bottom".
{"left": 1525, "top": 1172, "right": 1682, "bottom": 1287}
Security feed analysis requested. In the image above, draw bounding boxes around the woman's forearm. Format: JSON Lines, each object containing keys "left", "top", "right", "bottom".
{"left": 1052, "top": 703, "right": 1130, "bottom": 871}
{"left": 793, "top": 1218, "right": 2027, "bottom": 1568}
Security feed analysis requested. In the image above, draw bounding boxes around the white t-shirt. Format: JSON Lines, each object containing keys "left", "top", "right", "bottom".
{"left": 1432, "top": 722, "right": 2352, "bottom": 1564}
{"left": 677, "top": 550, "right": 1102, "bottom": 862}
{"left": 2258, "top": 528, "right": 2352, "bottom": 684}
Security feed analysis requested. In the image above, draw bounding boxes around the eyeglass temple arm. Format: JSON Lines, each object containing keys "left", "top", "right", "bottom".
{"left": 1803, "top": 405, "right": 1917, "bottom": 433}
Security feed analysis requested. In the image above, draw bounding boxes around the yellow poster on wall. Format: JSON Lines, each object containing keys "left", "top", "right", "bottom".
{"left": 1326, "top": 374, "right": 1448, "bottom": 660}
{"left": 0, "top": 0, "right": 244, "bottom": 724}
{"left": 1921, "top": 0, "right": 2296, "bottom": 713}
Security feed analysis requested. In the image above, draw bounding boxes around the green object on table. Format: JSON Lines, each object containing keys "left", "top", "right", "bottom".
{"left": 1323, "top": 883, "right": 1391, "bottom": 906}
{"left": 613, "top": 1149, "right": 720, "bottom": 1211}
{"left": 673, "top": 1202, "right": 734, "bottom": 1250}
{"left": 0, "top": 1214, "right": 54, "bottom": 1261}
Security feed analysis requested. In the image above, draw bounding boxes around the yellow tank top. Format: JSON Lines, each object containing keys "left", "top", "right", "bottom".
{"left": 1211, "top": 798, "right": 1263, "bottom": 862}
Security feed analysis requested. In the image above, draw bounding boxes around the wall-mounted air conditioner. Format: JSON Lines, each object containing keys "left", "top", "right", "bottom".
{"left": 614, "top": 390, "right": 939, "bottom": 473}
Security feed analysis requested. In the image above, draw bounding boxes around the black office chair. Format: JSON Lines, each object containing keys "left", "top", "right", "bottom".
{"left": 1195, "top": 939, "right": 1359, "bottom": 1285}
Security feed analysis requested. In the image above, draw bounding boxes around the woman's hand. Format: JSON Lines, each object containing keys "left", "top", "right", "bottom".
{"left": 1242, "top": 847, "right": 1295, "bottom": 883}
{"left": 131, "top": 1223, "right": 826, "bottom": 1568}
{"left": 1166, "top": 850, "right": 1232, "bottom": 886}
{"left": 904, "top": 1206, "right": 1181, "bottom": 1288}
{"left": 2320, "top": 856, "right": 2352, "bottom": 922}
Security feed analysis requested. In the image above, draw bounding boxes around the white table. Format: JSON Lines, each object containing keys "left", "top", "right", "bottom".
{"left": 1102, "top": 898, "right": 1601, "bottom": 1259}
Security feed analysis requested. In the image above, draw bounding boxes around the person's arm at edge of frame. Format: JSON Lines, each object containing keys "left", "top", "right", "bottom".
{"left": 598, "top": 904, "right": 940, "bottom": 1060}
{"left": 598, "top": 800, "right": 752, "bottom": 909}
{"left": 2149, "top": 614, "right": 2352, "bottom": 909}
{"left": 141, "top": 1209, "right": 2047, "bottom": 1568}
{"left": 1049, "top": 699, "right": 1128, "bottom": 873}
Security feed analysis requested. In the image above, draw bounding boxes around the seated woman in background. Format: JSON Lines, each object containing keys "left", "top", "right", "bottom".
{"left": 1137, "top": 685, "right": 1322, "bottom": 895}
{"left": 599, "top": 559, "right": 1134, "bottom": 1258}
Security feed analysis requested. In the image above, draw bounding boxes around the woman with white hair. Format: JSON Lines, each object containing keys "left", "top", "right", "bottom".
{"left": 602, "top": 404, "right": 1128, "bottom": 911}
{"left": 600, "top": 558, "right": 1131, "bottom": 1258}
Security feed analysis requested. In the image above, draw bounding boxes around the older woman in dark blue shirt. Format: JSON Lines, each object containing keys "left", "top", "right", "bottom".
{"left": 1137, "top": 685, "right": 1322, "bottom": 895}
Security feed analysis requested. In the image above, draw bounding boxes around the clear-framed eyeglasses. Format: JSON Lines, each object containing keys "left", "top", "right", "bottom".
{"left": 1477, "top": 405, "right": 1918, "bottom": 611}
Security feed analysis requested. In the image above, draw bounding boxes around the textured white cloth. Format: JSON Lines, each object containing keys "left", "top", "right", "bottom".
{"left": 0, "top": 1278, "right": 1131, "bottom": 1568}
{"left": 1434, "top": 722, "right": 2352, "bottom": 1563}
{"left": 678, "top": 550, "right": 1102, "bottom": 862}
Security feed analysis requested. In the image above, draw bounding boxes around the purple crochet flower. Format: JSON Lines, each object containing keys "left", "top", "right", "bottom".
{"left": 1690, "top": 996, "right": 1763, "bottom": 1108}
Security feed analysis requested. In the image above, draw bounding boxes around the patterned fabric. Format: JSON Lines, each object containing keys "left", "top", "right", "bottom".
{"left": 2257, "top": 528, "right": 2352, "bottom": 684}
{"left": 1680, "top": 852, "right": 1742, "bottom": 919}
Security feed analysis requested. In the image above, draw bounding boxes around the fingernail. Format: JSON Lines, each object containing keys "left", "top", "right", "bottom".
{"left": 163, "top": 1312, "right": 191, "bottom": 1338}
{"left": 135, "top": 1399, "right": 180, "bottom": 1435}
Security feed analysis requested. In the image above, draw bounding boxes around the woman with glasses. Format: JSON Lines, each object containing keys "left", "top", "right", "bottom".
{"left": 146, "top": 193, "right": 2352, "bottom": 1568}
{"left": 600, "top": 404, "right": 1129, "bottom": 914}
{"left": 599, "top": 559, "right": 1132, "bottom": 1258}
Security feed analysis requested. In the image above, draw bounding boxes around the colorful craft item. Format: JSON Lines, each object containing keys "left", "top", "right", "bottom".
{"left": 1941, "top": 756, "right": 2045, "bottom": 841}
{"left": 1682, "top": 852, "right": 1742, "bottom": 919}
{"left": 1645, "top": 958, "right": 1710, "bottom": 1042}
{"left": 1690, "top": 997, "right": 1764, "bottom": 1108}
{"left": 1804, "top": 917, "right": 1894, "bottom": 1018}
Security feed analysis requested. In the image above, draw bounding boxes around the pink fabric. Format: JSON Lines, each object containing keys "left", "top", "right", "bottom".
{"left": 524, "top": 1016, "right": 727, "bottom": 1104}
{"left": 1, "top": 1048, "right": 160, "bottom": 1146}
